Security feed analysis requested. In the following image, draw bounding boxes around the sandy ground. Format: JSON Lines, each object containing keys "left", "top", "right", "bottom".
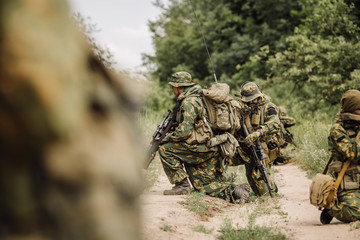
{"left": 141, "top": 162, "right": 360, "bottom": 239}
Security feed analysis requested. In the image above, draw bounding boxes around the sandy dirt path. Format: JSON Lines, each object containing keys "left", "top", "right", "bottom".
{"left": 141, "top": 162, "right": 360, "bottom": 239}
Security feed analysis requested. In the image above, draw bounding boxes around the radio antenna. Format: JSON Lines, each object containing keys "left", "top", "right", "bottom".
{"left": 188, "top": 0, "right": 218, "bottom": 83}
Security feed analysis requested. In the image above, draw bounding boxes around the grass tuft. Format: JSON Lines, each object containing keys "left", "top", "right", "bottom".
{"left": 192, "top": 224, "right": 214, "bottom": 234}
{"left": 160, "top": 224, "right": 172, "bottom": 232}
{"left": 218, "top": 218, "right": 286, "bottom": 240}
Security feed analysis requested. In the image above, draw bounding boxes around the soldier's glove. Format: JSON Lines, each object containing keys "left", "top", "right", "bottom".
{"left": 244, "top": 129, "right": 262, "bottom": 146}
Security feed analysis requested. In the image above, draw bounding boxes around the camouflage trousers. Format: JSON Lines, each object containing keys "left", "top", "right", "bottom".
{"left": 245, "top": 163, "right": 276, "bottom": 196}
{"left": 158, "top": 141, "right": 236, "bottom": 202}
{"left": 229, "top": 151, "right": 276, "bottom": 196}
{"left": 276, "top": 145, "right": 296, "bottom": 164}
{"left": 329, "top": 189, "right": 360, "bottom": 223}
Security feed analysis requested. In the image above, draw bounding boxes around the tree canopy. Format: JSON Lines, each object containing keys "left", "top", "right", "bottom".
{"left": 144, "top": 0, "right": 360, "bottom": 114}
{"left": 144, "top": 0, "right": 304, "bottom": 86}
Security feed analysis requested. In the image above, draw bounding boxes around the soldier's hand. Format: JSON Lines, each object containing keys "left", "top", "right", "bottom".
{"left": 244, "top": 130, "right": 262, "bottom": 146}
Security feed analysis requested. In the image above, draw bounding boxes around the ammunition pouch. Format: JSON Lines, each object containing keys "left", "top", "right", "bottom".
{"left": 267, "top": 141, "right": 279, "bottom": 163}
{"left": 207, "top": 132, "right": 239, "bottom": 159}
{"left": 310, "top": 173, "right": 336, "bottom": 209}
{"left": 328, "top": 160, "right": 360, "bottom": 192}
{"left": 185, "top": 118, "right": 213, "bottom": 144}
{"left": 207, "top": 132, "right": 239, "bottom": 171}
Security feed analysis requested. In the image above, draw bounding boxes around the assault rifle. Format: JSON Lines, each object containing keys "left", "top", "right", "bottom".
{"left": 144, "top": 108, "right": 179, "bottom": 169}
{"left": 284, "top": 128, "right": 296, "bottom": 147}
{"left": 242, "top": 123, "right": 274, "bottom": 198}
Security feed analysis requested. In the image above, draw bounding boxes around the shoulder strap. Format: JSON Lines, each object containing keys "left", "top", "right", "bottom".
{"left": 325, "top": 159, "right": 352, "bottom": 208}
{"left": 260, "top": 105, "right": 265, "bottom": 125}
{"left": 334, "top": 159, "right": 352, "bottom": 189}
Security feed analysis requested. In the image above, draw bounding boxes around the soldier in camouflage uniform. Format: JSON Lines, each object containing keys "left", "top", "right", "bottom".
{"left": 158, "top": 72, "right": 250, "bottom": 203}
{"left": 229, "top": 82, "right": 281, "bottom": 196}
{"left": 320, "top": 89, "right": 360, "bottom": 224}
{"left": 274, "top": 106, "right": 296, "bottom": 165}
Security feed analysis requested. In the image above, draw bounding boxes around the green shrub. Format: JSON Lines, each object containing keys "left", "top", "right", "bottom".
{"left": 291, "top": 110, "right": 336, "bottom": 177}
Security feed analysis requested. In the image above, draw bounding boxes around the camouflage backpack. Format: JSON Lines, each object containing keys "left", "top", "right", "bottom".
{"left": 201, "top": 83, "right": 241, "bottom": 134}
{"left": 201, "top": 83, "right": 242, "bottom": 167}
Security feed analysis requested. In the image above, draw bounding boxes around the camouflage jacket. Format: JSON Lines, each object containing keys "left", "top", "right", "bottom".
{"left": 328, "top": 117, "right": 360, "bottom": 163}
{"left": 162, "top": 85, "right": 216, "bottom": 152}
{"left": 232, "top": 99, "right": 281, "bottom": 164}
{"left": 259, "top": 100, "right": 281, "bottom": 142}
{"left": 244, "top": 99, "right": 282, "bottom": 144}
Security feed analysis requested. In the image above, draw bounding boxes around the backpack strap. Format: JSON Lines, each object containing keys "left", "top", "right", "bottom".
{"left": 226, "top": 101, "right": 236, "bottom": 134}
{"left": 325, "top": 159, "right": 351, "bottom": 208}
{"left": 260, "top": 105, "right": 265, "bottom": 126}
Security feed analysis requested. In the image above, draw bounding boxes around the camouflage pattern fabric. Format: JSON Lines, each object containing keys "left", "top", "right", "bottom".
{"left": 277, "top": 112, "right": 296, "bottom": 164}
{"left": 280, "top": 115, "right": 296, "bottom": 128}
{"left": 231, "top": 98, "right": 281, "bottom": 196}
{"left": 168, "top": 71, "right": 196, "bottom": 87}
{"left": 328, "top": 121, "right": 360, "bottom": 162}
{"left": 159, "top": 84, "right": 236, "bottom": 202}
{"left": 162, "top": 84, "right": 206, "bottom": 144}
{"left": 327, "top": 114, "right": 360, "bottom": 223}
{"left": 240, "top": 82, "right": 264, "bottom": 102}
{"left": 159, "top": 142, "right": 235, "bottom": 202}
{"left": 0, "top": 0, "right": 143, "bottom": 239}
{"left": 329, "top": 190, "right": 360, "bottom": 222}
{"left": 277, "top": 146, "right": 296, "bottom": 163}
{"left": 256, "top": 100, "right": 282, "bottom": 144}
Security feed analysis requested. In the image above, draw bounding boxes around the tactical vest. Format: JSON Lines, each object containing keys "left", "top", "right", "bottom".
{"left": 328, "top": 119, "right": 360, "bottom": 192}
{"left": 244, "top": 104, "right": 281, "bottom": 162}
{"left": 176, "top": 94, "right": 213, "bottom": 145}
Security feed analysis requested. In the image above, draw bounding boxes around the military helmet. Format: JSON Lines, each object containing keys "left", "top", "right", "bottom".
{"left": 240, "top": 82, "right": 263, "bottom": 102}
{"left": 279, "top": 106, "right": 287, "bottom": 116}
{"left": 168, "top": 72, "right": 195, "bottom": 87}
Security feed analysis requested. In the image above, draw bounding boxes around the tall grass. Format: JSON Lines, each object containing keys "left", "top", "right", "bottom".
{"left": 139, "top": 105, "right": 169, "bottom": 190}
{"left": 290, "top": 110, "right": 337, "bottom": 178}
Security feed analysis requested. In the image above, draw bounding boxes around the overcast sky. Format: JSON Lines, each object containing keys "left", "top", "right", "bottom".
{"left": 68, "top": 0, "right": 167, "bottom": 71}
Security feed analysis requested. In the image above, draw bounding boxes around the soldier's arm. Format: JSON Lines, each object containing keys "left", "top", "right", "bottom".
{"left": 329, "top": 123, "right": 360, "bottom": 162}
{"left": 260, "top": 104, "right": 281, "bottom": 136}
{"left": 163, "top": 97, "right": 199, "bottom": 142}
{"left": 280, "top": 115, "right": 296, "bottom": 128}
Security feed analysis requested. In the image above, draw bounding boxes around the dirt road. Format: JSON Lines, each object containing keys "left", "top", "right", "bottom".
{"left": 141, "top": 163, "right": 360, "bottom": 239}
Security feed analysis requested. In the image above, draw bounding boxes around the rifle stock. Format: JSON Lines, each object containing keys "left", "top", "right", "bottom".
{"left": 242, "top": 123, "right": 274, "bottom": 198}
{"left": 284, "top": 128, "right": 296, "bottom": 147}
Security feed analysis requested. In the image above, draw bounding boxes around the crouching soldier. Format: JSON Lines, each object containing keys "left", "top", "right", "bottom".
{"left": 320, "top": 89, "right": 360, "bottom": 224}
{"left": 230, "top": 82, "right": 281, "bottom": 196}
{"left": 158, "top": 72, "right": 250, "bottom": 203}
{"left": 274, "top": 106, "right": 296, "bottom": 165}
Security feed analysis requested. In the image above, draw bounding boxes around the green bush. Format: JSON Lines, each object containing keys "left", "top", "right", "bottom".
{"left": 287, "top": 107, "right": 339, "bottom": 177}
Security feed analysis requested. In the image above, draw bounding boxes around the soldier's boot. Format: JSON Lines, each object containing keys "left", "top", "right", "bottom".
{"left": 273, "top": 157, "right": 284, "bottom": 165}
{"left": 320, "top": 209, "right": 333, "bottom": 225}
{"left": 163, "top": 179, "right": 191, "bottom": 195}
{"left": 233, "top": 183, "right": 251, "bottom": 203}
